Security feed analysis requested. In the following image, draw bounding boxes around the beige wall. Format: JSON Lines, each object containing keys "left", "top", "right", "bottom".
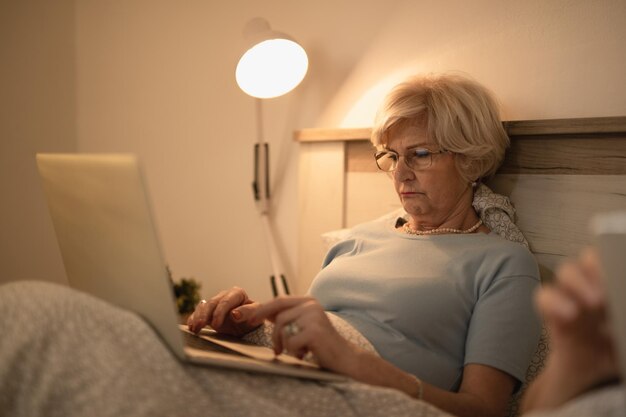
{"left": 2, "top": 0, "right": 625, "bottom": 298}
{"left": 0, "top": 0, "right": 76, "bottom": 284}
{"left": 319, "top": 0, "right": 626, "bottom": 127}
{"left": 73, "top": 0, "right": 398, "bottom": 299}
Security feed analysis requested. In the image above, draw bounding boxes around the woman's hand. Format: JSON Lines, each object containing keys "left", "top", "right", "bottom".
{"left": 521, "top": 248, "right": 619, "bottom": 412}
{"left": 252, "top": 296, "right": 356, "bottom": 370}
{"left": 187, "top": 287, "right": 261, "bottom": 336}
{"left": 538, "top": 248, "right": 615, "bottom": 364}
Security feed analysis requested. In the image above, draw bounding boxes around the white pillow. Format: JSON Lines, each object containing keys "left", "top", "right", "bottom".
{"left": 321, "top": 208, "right": 406, "bottom": 248}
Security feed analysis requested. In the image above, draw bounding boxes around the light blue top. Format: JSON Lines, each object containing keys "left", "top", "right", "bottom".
{"left": 309, "top": 216, "right": 542, "bottom": 391}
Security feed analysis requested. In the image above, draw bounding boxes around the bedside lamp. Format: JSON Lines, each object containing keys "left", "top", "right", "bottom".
{"left": 235, "top": 18, "right": 308, "bottom": 296}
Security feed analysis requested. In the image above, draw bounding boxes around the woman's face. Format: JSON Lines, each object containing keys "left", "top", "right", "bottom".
{"left": 386, "top": 122, "right": 471, "bottom": 228}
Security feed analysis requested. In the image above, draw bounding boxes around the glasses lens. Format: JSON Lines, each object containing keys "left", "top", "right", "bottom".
{"left": 375, "top": 151, "right": 396, "bottom": 171}
{"left": 406, "top": 149, "right": 432, "bottom": 169}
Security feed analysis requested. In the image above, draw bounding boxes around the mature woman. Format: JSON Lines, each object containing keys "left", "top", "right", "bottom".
{"left": 188, "top": 73, "right": 542, "bottom": 417}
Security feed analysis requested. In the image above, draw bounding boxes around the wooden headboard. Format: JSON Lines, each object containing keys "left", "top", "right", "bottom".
{"left": 294, "top": 116, "right": 626, "bottom": 294}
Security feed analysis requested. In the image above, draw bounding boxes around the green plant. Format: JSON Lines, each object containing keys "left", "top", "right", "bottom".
{"left": 168, "top": 267, "right": 202, "bottom": 315}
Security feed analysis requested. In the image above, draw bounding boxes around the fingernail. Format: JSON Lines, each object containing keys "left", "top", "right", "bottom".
{"left": 231, "top": 310, "right": 242, "bottom": 321}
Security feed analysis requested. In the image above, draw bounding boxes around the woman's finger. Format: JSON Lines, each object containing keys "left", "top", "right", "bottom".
{"left": 231, "top": 302, "right": 261, "bottom": 324}
{"left": 535, "top": 285, "right": 578, "bottom": 325}
{"left": 252, "top": 296, "right": 315, "bottom": 323}
{"left": 211, "top": 287, "right": 250, "bottom": 329}
{"left": 281, "top": 329, "right": 311, "bottom": 360}
{"left": 579, "top": 248, "right": 605, "bottom": 297}
{"left": 555, "top": 261, "right": 602, "bottom": 310}
{"left": 188, "top": 294, "right": 219, "bottom": 333}
{"left": 271, "top": 302, "right": 314, "bottom": 354}
{"left": 186, "top": 306, "right": 199, "bottom": 328}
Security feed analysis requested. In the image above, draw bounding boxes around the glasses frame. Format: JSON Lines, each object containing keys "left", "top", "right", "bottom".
{"left": 374, "top": 148, "right": 448, "bottom": 172}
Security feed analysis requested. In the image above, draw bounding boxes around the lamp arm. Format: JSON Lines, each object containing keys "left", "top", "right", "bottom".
{"left": 252, "top": 99, "right": 290, "bottom": 296}
{"left": 260, "top": 214, "right": 290, "bottom": 296}
{"left": 253, "top": 99, "right": 269, "bottom": 213}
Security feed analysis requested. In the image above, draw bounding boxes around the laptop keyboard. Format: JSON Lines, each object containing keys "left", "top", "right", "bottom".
{"left": 181, "top": 330, "right": 247, "bottom": 357}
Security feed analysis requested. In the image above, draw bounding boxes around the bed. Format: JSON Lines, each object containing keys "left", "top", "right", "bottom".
{"left": 294, "top": 116, "right": 626, "bottom": 416}
{"left": 295, "top": 116, "right": 626, "bottom": 294}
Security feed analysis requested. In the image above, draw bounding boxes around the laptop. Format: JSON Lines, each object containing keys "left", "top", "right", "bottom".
{"left": 36, "top": 153, "right": 345, "bottom": 382}
{"left": 592, "top": 211, "right": 626, "bottom": 397}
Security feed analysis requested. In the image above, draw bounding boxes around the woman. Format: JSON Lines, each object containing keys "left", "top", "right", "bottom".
{"left": 188, "top": 73, "right": 542, "bottom": 417}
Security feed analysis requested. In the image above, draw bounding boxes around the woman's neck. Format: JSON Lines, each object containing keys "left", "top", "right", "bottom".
{"left": 407, "top": 209, "right": 480, "bottom": 233}
{"left": 404, "top": 185, "right": 489, "bottom": 234}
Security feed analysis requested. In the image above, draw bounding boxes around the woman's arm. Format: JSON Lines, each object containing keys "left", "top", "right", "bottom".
{"left": 253, "top": 296, "right": 517, "bottom": 417}
{"left": 520, "top": 249, "right": 619, "bottom": 413}
{"left": 338, "top": 349, "right": 515, "bottom": 417}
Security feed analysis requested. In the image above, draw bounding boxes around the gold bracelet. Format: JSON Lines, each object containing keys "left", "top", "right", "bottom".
{"left": 411, "top": 375, "right": 423, "bottom": 400}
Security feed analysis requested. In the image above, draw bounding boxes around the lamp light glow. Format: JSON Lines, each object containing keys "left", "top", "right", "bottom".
{"left": 236, "top": 38, "right": 308, "bottom": 99}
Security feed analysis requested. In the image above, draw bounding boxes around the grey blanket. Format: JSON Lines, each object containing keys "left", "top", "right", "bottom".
{"left": 0, "top": 281, "right": 451, "bottom": 417}
{"left": 2, "top": 281, "right": 623, "bottom": 417}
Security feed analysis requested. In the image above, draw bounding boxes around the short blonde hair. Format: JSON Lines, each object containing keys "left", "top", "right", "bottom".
{"left": 371, "top": 73, "right": 509, "bottom": 183}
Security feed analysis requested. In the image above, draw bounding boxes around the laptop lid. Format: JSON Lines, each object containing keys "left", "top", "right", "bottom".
{"left": 36, "top": 153, "right": 346, "bottom": 382}
{"left": 36, "top": 153, "right": 186, "bottom": 359}
{"left": 591, "top": 211, "right": 626, "bottom": 396}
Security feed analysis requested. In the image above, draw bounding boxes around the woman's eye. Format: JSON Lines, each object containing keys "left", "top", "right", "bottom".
{"left": 413, "top": 149, "right": 430, "bottom": 158}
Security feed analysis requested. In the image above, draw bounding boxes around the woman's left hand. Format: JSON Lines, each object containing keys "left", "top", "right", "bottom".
{"left": 251, "top": 296, "right": 355, "bottom": 371}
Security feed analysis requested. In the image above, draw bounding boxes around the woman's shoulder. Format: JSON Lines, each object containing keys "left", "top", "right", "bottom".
{"left": 434, "top": 232, "right": 539, "bottom": 284}
{"left": 344, "top": 211, "right": 403, "bottom": 236}
{"left": 320, "top": 215, "right": 400, "bottom": 266}
{"left": 477, "top": 233, "right": 540, "bottom": 281}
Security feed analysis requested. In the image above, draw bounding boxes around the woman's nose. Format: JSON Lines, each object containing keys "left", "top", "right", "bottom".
{"left": 393, "top": 157, "right": 415, "bottom": 181}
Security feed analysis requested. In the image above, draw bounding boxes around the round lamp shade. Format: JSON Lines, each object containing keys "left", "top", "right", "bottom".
{"left": 236, "top": 37, "right": 308, "bottom": 99}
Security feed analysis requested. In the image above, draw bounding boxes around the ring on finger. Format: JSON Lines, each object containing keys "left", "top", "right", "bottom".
{"left": 283, "top": 321, "right": 301, "bottom": 337}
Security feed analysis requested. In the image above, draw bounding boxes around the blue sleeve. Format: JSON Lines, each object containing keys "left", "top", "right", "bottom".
{"left": 464, "top": 271, "right": 542, "bottom": 387}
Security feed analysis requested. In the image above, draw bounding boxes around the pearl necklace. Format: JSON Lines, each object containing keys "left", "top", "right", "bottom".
{"left": 403, "top": 219, "right": 483, "bottom": 236}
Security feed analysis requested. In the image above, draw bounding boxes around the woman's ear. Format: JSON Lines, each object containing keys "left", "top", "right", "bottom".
{"left": 453, "top": 153, "right": 471, "bottom": 182}
{"left": 455, "top": 153, "right": 484, "bottom": 186}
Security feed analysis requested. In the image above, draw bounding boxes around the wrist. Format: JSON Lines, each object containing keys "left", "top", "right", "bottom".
{"left": 331, "top": 339, "right": 363, "bottom": 376}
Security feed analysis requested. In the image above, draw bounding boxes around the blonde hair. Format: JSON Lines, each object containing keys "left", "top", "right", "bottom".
{"left": 371, "top": 73, "right": 509, "bottom": 183}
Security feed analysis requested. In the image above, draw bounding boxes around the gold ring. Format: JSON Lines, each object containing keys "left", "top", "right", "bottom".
{"left": 284, "top": 322, "right": 301, "bottom": 337}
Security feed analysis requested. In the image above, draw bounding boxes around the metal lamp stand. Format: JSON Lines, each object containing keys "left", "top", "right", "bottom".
{"left": 252, "top": 99, "right": 290, "bottom": 297}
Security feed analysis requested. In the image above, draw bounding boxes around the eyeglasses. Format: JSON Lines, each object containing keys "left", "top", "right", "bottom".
{"left": 374, "top": 148, "right": 447, "bottom": 172}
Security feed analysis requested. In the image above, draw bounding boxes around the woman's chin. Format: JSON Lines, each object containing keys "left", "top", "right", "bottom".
{"left": 401, "top": 205, "right": 426, "bottom": 217}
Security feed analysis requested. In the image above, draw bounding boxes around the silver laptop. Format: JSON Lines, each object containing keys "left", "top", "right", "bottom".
{"left": 592, "top": 211, "right": 626, "bottom": 397}
{"left": 36, "top": 153, "right": 344, "bottom": 382}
